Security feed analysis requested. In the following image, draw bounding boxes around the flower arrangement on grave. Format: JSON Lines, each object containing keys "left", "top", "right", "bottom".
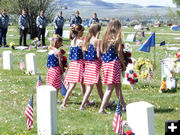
{"left": 134, "top": 58, "right": 153, "bottom": 79}
{"left": 9, "top": 42, "right": 15, "bottom": 50}
{"left": 126, "top": 69, "right": 138, "bottom": 89}
{"left": 122, "top": 44, "right": 132, "bottom": 66}
{"left": 60, "top": 49, "right": 68, "bottom": 72}
{"left": 175, "top": 49, "right": 180, "bottom": 59}
{"left": 30, "top": 37, "right": 41, "bottom": 48}
{"left": 123, "top": 121, "right": 135, "bottom": 135}
{"left": 159, "top": 76, "right": 167, "bottom": 93}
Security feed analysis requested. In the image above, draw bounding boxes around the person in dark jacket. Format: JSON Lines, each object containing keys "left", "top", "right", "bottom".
{"left": 0, "top": 9, "right": 9, "bottom": 47}
{"left": 19, "top": 9, "right": 29, "bottom": 46}
{"left": 53, "top": 11, "right": 64, "bottom": 36}
{"left": 36, "top": 10, "right": 47, "bottom": 46}
{"left": 89, "top": 13, "right": 99, "bottom": 26}
{"left": 70, "top": 10, "right": 82, "bottom": 27}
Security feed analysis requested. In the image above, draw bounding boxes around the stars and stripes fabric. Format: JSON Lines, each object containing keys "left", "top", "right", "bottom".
{"left": 20, "top": 58, "right": 25, "bottom": 71}
{"left": 36, "top": 75, "right": 43, "bottom": 88}
{"left": 84, "top": 59, "right": 101, "bottom": 84}
{"left": 102, "top": 60, "right": 121, "bottom": 84}
{"left": 24, "top": 95, "right": 34, "bottom": 130}
{"left": 113, "top": 99, "right": 124, "bottom": 135}
{"left": 65, "top": 59, "right": 84, "bottom": 83}
{"left": 46, "top": 66, "right": 62, "bottom": 89}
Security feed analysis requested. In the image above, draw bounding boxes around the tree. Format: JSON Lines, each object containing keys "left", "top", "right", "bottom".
{"left": 0, "top": 0, "right": 57, "bottom": 39}
{"left": 173, "top": 0, "right": 180, "bottom": 18}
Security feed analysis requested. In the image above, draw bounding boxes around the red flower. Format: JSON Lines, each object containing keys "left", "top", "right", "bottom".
{"left": 62, "top": 56, "right": 67, "bottom": 61}
{"left": 128, "top": 59, "right": 132, "bottom": 64}
{"left": 82, "top": 37, "right": 86, "bottom": 40}
{"left": 126, "top": 130, "right": 133, "bottom": 135}
{"left": 60, "top": 49, "right": 66, "bottom": 55}
{"left": 124, "top": 52, "right": 131, "bottom": 57}
{"left": 133, "top": 73, "right": 137, "bottom": 78}
{"left": 126, "top": 73, "right": 129, "bottom": 78}
{"left": 130, "top": 78, "right": 135, "bottom": 84}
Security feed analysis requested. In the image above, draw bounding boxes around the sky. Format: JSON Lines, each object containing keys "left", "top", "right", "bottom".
{"left": 101, "top": 0, "right": 177, "bottom": 7}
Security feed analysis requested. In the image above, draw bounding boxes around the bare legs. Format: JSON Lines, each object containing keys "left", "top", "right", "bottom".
{"left": 115, "top": 83, "right": 126, "bottom": 108}
{"left": 80, "top": 84, "right": 94, "bottom": 110}
{"left": 61, "top": 83, "right": 76, "bottom": 108}
{"left": 99, "top": 84, "right": 114, "bottom": 113}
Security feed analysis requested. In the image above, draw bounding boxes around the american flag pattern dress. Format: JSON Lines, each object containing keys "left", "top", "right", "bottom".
{"left": 65, "top": 44, "right": 84, "bottom": 83}
{"left": 84, "top": 44, "right": 101, "bottom": 84}
{"left": 101, "top": 45, "right": 122, "bottom": 84}
{"left": 46, "top": 49, "right": 62, "bottom": 89}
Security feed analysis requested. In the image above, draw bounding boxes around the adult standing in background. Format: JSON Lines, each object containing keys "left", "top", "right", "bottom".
{"left": 19, "top": 9, "right": 29, "bottom": 46}
{"left": 53, "top": 11, "right": 64, "bottom": 36}
{"left": 0, "top": 9, "right": 9, "bottom": 47}
{"left": 89, "top": 13, "right": 99, "bottom": 26}
{"left": 70, "top": 10, "right": 82, "bottom": 27}
{"left": 36, "top": 10, "right": 47, "bottom": 46}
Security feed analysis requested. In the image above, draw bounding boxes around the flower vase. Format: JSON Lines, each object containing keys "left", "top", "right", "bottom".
{"left": 131, "top": 84, "right": 134, "bottom": 90}
{"left": 29, "top": 45, "right": 32, "bottom": 50}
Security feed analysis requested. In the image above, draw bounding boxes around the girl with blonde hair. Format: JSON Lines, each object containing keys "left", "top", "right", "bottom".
{"left": 99, "top": 19, "right": 126, "bottom": 113}
{"left": 46, "top": 34, "right": 63, "bottom": 97}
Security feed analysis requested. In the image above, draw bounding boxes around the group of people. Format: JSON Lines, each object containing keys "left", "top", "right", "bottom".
{"left": 0, "top": 9, "right": 99, "bottom": 47}
{"left": 46, "top": 18, "right": 126, "bottom": 113}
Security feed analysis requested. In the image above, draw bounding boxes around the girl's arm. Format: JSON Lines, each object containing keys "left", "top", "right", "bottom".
{"left": 96, "top": 39, "right": 101, "bottom": 59}
{"left": 56, "top": 51, "right": 64, "bottom": 74}
{"left": 118, "top": 44, "right": 126, "bottom": 71}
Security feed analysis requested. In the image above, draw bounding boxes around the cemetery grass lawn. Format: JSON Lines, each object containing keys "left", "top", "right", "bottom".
{"left": 0, "top": 26, "right": 180, "bottom": 135}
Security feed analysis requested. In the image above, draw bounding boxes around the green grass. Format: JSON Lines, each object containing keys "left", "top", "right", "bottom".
{"left": 0, "top": 26, "right": 180, "bottom": 135}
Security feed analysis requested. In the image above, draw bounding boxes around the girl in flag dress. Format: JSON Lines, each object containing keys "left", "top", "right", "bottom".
{"left": 79, "top": 23, "right": 103, "bottom": 110}
{"left": 46, "top": 34, "right": 63, "bottom": 97}
{"left": 98, "top": 19, "right": 126, "bottom": 113}
{"left": 61, "top": 24, "right": 85, "bottom": 108}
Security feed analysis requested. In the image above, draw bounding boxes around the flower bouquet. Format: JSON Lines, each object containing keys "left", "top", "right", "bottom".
{"left": 60, "top": 49, "right": 68, "bottom": 73}
{"left": 9, "top": 42, "right": 15, "bottom": 50}
{"left": 122, "top": 44, "right": 132, "bottom": 66}
{"left": 126, "top": 69, "right": 138, "bottom": 90}
{"left": 30, "top": 38, "right": 41, "bottom": 48}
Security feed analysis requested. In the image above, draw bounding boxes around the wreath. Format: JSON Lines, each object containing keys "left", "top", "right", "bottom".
{"left": 134, "top": 58, "right": 153, "bottom": 79}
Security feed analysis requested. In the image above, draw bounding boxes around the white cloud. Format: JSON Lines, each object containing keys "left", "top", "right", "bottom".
{"left": 76, "top": 1, "right": 94, "bottom": 6}
{"left": 101, "top": 0, "right": 176, "bottom": 7}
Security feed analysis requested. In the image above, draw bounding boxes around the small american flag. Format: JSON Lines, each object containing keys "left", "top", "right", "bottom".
{"left": 24, "top": 95, "right": 33, "bottom": 130}
{"left": 36, "top": 75, "right": 42, "bottom": 88}
{"left": 20, "top": 58, "right": 25, "bottom": 71}
{"left": 113, "top": 99, "right": 124, "bottom": 135}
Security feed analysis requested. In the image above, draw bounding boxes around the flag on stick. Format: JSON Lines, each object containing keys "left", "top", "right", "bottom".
{"left": 138, "top": 32, "right": 155, "bottom": 52}
{"left": 20, "top": 58, "right": 25, "bottom": 71}
{"left": 36, "top": 75, "right": 42, "bottom": 88}
{"left": 61, "top": 80, "right": 69, "bottom": 96}
{"left": 113, "top": 99, "right": 124, "bottom": 135}
{"left": 24, "top": 95, "right": 33, "bottom": 130}
{"left": 160, "top": 41, "right": 165, "bottom": 46}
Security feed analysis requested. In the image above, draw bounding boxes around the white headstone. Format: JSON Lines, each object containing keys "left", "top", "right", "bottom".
{"left": 63, "top": 30, "right": 70, "bottom": 39}
{"left": 37, "top": 85, "right": 57, "bottom": 135}
{"left": 126, "top": 34, "right": 136, "bottom": 42}
{"left": 126, "top": 101, "right": 155, "bottom": 135}
{"left": 3, "top": 51, "right": 13, "bottom": 70}
{"left": 25, "top": 53, "right": 37, "bottom": 74}
{"left": 45, "top": 30, "right": 49, "bottom": 38}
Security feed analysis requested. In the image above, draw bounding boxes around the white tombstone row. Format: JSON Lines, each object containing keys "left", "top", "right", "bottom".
{"left": 3, "top": 51, "right": 13, "bottom": 70}
{"left": 25, "top": 53, "right": 37, "bottom": 74}
{"left": 126, "top": 101, "right": 155, "bottom": 135}
{"left": 37, "top": 85, "right": 57, "bottom": 135}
